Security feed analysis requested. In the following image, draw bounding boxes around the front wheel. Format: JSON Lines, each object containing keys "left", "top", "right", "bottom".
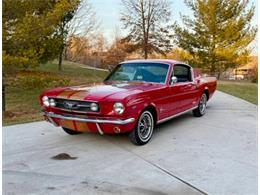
{"left": 193, "top": 93, "right": 207, "bottom": 117}
{"left": 129, "top": 110, "right": 154, "bottom": 145}
{"left": 62, "top": 127, "right": 82, "bottom": 135}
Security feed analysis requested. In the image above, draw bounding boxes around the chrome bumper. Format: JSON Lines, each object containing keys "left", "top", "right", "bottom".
{"left": 44, "top": 112, "right": 135, "bottom": 135}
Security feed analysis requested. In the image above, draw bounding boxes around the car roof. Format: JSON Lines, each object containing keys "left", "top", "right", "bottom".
{"left": 120, "top": 59, "right": 187, "bottom": 66}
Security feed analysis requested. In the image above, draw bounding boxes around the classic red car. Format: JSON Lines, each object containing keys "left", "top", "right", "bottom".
{"left": 40, "top": 60, "right": 217, "bottom": 145}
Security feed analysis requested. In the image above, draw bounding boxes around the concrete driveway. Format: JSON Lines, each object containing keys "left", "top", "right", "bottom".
{"left": 3, "top": 91, "right": 257, "bottom": 195}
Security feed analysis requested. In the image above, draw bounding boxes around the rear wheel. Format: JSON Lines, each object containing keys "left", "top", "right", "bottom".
{"left": 129, "top": 110, "right": 154, "bottom": 145}
{"left": 193, "top": 93, "right": 207, "bottom": 117}
{"left": 62, "top": 127, "right": 82, "bottom": 135}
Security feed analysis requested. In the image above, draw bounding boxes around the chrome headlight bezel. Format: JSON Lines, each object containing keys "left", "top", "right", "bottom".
{"left": 113, "top": 102, "right": 124, "bottom": 115}
{"left": 90, "top": 102, "right": 99, "bottom": 112}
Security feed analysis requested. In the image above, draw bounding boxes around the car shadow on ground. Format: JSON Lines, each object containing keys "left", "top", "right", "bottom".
{"left": 70, "top": 105, "right": 213, "bottom": 146}
{"left": 100, "top": 104, "right": 215, "bottom": 146}
{"left": 94, "top": 112, "right": 194, "bottom": 146}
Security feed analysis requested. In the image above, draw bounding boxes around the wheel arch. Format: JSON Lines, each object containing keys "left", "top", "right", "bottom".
{"left": 203, "top": 87, "right": 209, "bottom": 100}
{"left": 142, "top": 104, "right": 158, "bottom": 126}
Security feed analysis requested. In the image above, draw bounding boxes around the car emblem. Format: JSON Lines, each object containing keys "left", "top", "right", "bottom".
{"left": 64, "top": 101, "right": 77, "bottom": 109}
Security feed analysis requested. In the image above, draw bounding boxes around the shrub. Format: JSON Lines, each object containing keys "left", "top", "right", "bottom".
{"left": 15, "top": 71, "right": 70, "bottom": 89}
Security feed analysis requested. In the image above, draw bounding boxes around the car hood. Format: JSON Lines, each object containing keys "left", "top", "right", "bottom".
{"left": 45, "top": 82, "right": 164, "bottom": 102}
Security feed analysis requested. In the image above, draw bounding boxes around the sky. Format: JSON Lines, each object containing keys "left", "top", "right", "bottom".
{"left": 88, "top": 0, "right": 258, "bottom": 53}
{"left": 89, "top": 0, "right": 198, "bottom": 39}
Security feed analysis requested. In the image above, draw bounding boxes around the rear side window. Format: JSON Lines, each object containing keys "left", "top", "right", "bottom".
{"left": 173, "top": 64, "right": 192, "bottom": 82}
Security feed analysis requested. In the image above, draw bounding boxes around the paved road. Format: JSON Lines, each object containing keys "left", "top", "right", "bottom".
{"left": 66, "top": 61, "right": 109, "bottom": 72}
{"left": 3, "top": 91, "right": 257, "bottom": 195}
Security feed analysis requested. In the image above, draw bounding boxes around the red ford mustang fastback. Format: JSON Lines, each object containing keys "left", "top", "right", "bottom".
{"left": 40, "top": 59, "right": 217, "bottom": 145}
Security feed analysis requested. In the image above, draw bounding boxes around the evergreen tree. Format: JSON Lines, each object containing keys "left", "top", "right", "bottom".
{"left": 174, "top": 0, "right": 257, "bottom": 78}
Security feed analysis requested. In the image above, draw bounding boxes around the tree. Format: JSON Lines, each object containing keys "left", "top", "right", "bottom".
{"left": 67, "top": 0, "right": 99, "bottom": 40}
{"left": 166, "top": 48, "right": 194, "bottom": 63}
{"left": 120, "top": 0, "right": 173, "bottom": 59}
{"left": 57, "top": 0, "right": 99, "bottom": 71}
{"left": 2, "top": 0, "right": 82, "bottom": 111}
{"left": 103, "top": 39, "right": 129, "bottom": 68}
{"left": 3, "top": 0, "right": 62, "bottom": 69}
{"left": 174, "top": 0, "right": 257, "bottom": 78}
{"left": 66, "top": 35, "right": 90, "bottom": 62}
{"left": 55, "top": 0, "right": 80, "bottom": 71}
{"left": 3, "top": 0, "right": 64, "bottom": 111}
{"left": 2, "top": 0, "right": 83, "bottom": 71}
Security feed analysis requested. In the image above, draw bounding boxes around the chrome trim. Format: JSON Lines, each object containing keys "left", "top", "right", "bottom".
{"left": 96, "top": 123, "right": 104, "bottom": 135}
{"left": 44, "top": 112, "right": 135, "bottom": 125}
{"left": 49, "top": 98, "right": 100, "bottom": 114}
{"left": 46, "top": 115, "right": 59, "bottom": 127}
{"left": 48, "top": 96, "right": 99, "bottom": 103}
{"left": 157, "top": 106, "right": 198, "bottom": 124}
{"left": 76, "top": 104, "right": 91, "bottom": 108}
{"left": 50, "top": 107, "right": 101, "bottom": 115}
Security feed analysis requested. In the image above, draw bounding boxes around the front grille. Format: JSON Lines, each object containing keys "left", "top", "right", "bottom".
{"left": 52, "top": 98, "right": 99, "bottom": 112}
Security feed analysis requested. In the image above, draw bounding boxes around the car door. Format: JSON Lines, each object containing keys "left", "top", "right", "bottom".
{"left": 165, "top": 65, "right": 185, "bottom": 116}
{"left": 168, "top": 82, "right": 187, "bottom": 115}
{"left": 169, "top": 64, "right": 197, "bottom": 114}
{"left": 154, "top": 65, "right": 182, "bottom": 119}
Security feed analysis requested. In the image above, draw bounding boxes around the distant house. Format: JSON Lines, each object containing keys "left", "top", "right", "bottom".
{"left": 233, "top": 56, "right": 258, "bottom": 80}
{"left": 222, "top": 56, "right": 258, "bottom": 80}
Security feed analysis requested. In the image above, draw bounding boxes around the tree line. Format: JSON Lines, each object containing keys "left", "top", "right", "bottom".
{"left": 3, "top": 0, "right": 257, "bottom": 76}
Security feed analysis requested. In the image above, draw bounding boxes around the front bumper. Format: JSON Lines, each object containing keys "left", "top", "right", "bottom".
{"left": 44, "top": 112, "right": 135, "bottom": 134}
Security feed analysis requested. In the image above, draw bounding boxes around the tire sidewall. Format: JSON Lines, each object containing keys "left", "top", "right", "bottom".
{"left": 198, "top": 93, "right": 207, "bottom": 115}
{"left": 134, "top": 110, "right": 154, "bottom": 145}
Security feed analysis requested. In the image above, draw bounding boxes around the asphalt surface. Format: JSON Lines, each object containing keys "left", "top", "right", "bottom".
{"left": 3, "top": 91, "right": 257, "bottom": 195}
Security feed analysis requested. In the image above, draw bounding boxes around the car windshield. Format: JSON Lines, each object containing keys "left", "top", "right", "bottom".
{"left": 105, "top": 63, "right": 169, "bottom": 84}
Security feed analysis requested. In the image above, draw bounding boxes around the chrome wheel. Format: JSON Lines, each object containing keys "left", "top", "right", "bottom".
{"left": 137, "top": 111, "right": 154, "bottom": 142}
{"left": 199, "top": 94, "right": 207, "bottom": 114}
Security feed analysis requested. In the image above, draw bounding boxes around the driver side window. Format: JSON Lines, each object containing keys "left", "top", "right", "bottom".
{"left": 173, "top": 64, "right": 192, "bottom": 83}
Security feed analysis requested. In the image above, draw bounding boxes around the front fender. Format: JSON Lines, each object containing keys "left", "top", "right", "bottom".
{"left": 126, "top": 96, "right": 157, "bottom": 123}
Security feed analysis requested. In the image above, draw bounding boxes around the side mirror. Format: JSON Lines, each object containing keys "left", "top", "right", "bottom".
{"left": 170, "top": 76, "right": 178, "bottom": 85}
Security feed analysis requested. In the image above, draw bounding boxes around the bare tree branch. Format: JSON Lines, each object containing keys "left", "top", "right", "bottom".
{"left": 120, "top": 0, "right": 173, "bottom": 58}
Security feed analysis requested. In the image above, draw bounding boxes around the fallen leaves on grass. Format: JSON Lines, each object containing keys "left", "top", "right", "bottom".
{"left": 4, "top": 110, "right": 31, "bottom": 118}
{"left": 3, "top": 111, "right": 15, "bottom": 118}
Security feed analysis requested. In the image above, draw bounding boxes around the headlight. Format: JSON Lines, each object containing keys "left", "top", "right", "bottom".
{"left": 90, "top": 102, "right": 99, "bottom": 112}
{"left": 42, "top": 96, "right": 49, "bottom": 107}
{"left": 113, "top": 102, "right": 124, "bottom": 115}
{"left": 49, "top": 99, "right": 56, "bottom": 107}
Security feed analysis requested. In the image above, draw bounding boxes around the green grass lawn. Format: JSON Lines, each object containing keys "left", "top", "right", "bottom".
{"left": 217, "top": 80, "right": 258, "bottom": 105}
{"left": 3, "top": 61, "right": 108, "bottom": 126}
